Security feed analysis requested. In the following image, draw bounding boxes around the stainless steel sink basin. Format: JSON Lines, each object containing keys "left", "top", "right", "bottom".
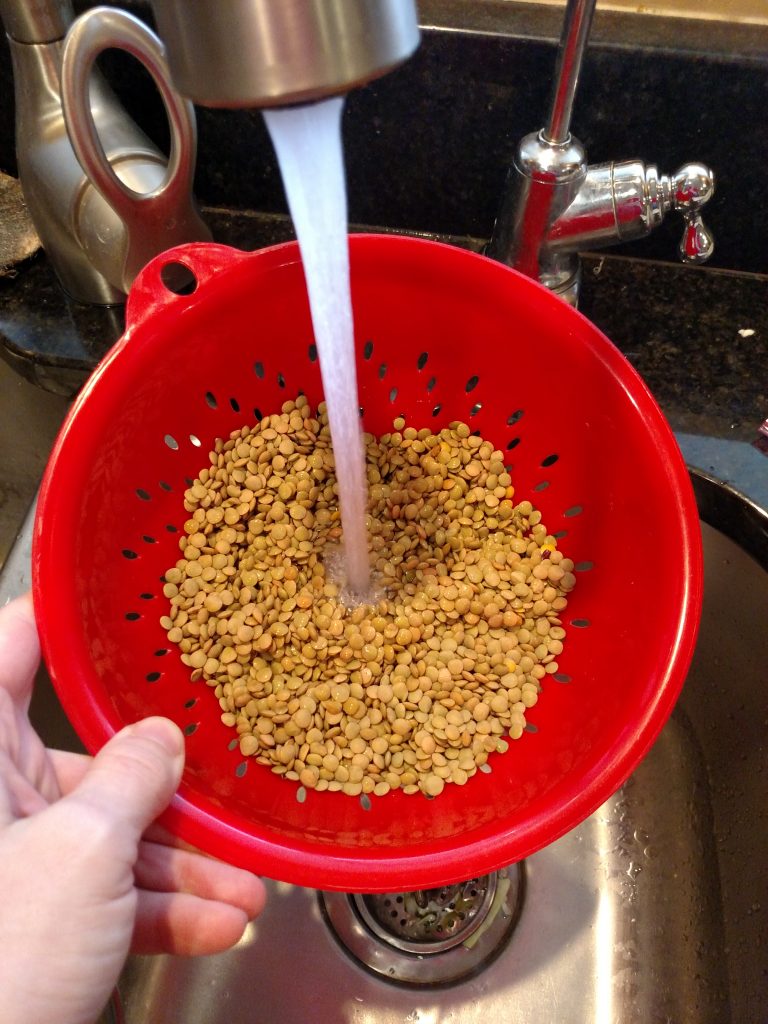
{"left": 3, "top": 468, "right": 766, "bottom": 1023}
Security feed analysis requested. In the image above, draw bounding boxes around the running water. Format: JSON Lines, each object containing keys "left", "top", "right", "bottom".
{"left": 263, "top": 98, "right": 370, "bottom": 599}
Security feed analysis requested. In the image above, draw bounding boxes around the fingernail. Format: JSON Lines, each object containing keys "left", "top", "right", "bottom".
{"left": 130, "top": 716, "right": 185, "bottom": 760}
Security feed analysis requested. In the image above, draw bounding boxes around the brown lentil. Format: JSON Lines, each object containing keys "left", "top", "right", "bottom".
{"left": 162, "top": 399, "right": 575, "bottom": 798}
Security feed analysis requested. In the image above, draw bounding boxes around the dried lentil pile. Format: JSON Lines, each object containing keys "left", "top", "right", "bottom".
{"left": 161, "top": 396, "right": 576, "bottom": 798}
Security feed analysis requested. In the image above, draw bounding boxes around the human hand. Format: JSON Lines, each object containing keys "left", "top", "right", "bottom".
{"left": 0, "top": 593, "right": 265, "bottom": 1024}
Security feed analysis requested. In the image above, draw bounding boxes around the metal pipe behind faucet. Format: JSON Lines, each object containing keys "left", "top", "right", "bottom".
{"left": 544, "top": 0, "right": 596, "bottom": 145}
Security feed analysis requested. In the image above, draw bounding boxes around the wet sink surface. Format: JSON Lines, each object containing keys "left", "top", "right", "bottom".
{"left": 9, "top": 471, "right": 768, "bottom": 1023}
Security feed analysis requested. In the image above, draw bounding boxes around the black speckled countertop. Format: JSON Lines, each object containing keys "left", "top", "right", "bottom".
{"left": 578, "top": 253, "right": 768, "bottom": 512}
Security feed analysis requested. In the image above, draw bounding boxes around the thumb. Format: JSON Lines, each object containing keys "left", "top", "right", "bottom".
{"left": 70, "top": 717, "right": 185, "bottom": 844}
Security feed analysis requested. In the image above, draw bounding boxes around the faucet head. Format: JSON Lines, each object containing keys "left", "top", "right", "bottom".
{"left": 150, "top": 0, "right": 420, "bottom": 108}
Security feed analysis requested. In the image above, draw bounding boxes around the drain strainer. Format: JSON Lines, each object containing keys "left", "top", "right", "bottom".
{"left": 321, "top": 865, "right": 523, "bottom": 986}
{"left": 356, "top": 877, "right": 497, "bottom": 953}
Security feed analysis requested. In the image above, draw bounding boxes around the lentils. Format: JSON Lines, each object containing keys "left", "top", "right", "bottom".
{"left": 161, "top": 398, "right": 575, "bottom": 799}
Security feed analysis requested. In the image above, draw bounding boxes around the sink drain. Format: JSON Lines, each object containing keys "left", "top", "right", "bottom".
{"left": 356, "top": 877, "right": 497, "bottom": 953}
{"left": 321, "top": 865, "right": 523, "bottom": 986}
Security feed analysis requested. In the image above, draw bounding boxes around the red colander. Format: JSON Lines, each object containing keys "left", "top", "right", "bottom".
{"left": 32, "top": 235, "right": 702, "bottom": 892}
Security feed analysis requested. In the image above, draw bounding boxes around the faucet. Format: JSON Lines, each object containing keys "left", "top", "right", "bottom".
{"left": 487, "top": 0, "right": 715, "bottom": 305}
{"left": 1, "top": 0, "right": 417, "bottom": 304}
{"left": 148, "top": 0, "right": 420, "bottom": 109}
{"left": 0, "top": 0, "right": 210, "bottom": 305}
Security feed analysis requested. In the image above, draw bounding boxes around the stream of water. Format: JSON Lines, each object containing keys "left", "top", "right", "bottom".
{"left": 263, "top": 97, "right": 370, "bottom": 599}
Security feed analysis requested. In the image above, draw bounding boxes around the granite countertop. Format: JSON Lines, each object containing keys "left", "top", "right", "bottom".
{"left": 1, "top": 208, "right": 766, "bottom": 514}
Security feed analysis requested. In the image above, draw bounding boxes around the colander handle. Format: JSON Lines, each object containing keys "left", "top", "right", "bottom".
{"left": 124, "top": 242, "right": 255, "bottom": 331}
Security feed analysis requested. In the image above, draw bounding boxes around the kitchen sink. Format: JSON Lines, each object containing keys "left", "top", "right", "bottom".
{"left": 2, "top": 468, "right": 766, "bottom": 1023}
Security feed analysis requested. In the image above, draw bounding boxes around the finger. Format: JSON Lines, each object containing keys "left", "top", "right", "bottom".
{"left": 51, "top": 741, "right": 265, "bottom": 923}
{"left": 50, "top": 752, "right": 191, "bottom": 815}
{"left": 134, "top": 840, "right": 266, "bottom": 918}
{"left": 0, "top": 750, "right": 49, "bottom": 823}
{"left": 48, "top": 748, "right": 91, "bottom": 794}
{"left": 0, "top": 593, "right": 40, "bottom": 710}
{"left": 131, "top": 889, "right": 251, "bottom": 957}
{"left": 65, "top": 717, "right": 185, "bottom": 846}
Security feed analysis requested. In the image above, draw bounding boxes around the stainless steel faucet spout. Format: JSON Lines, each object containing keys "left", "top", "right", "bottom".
{"left": 149, "top": 0, "right": 420, "bottom": 109}
{"left": 543, "top": 0, "right": 596, "bottom": 144}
